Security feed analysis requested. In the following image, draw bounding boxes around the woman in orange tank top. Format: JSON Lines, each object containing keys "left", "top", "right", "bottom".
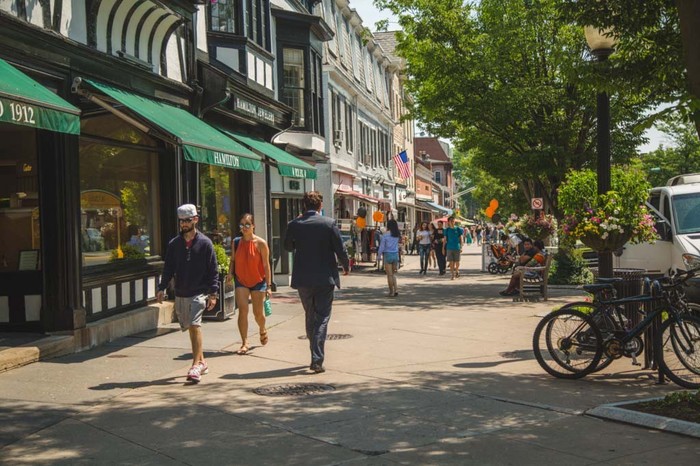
{"left": 225, "top": 213, "right": 272, "bottom": 354}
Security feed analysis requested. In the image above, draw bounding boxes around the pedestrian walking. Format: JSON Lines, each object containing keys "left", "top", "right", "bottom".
{"left": 416, "top": 222, "right": 432, "bottom": 274}
{"left": 465, "top": 227, "right": 473, "bottom": 246}
{"left": 284, "top": 191, "right": 350, "bottom": 373}
{"left": 443, "top": 216, "right": 464, "bottom": 280}
{"left": 378, "top": 219, "right": 402, "bottom": 296}
{"left": 226, "top": 213, "right": 272, "bottom": 355}
{"left": 433, "top": 220, "right": 447, "bottom": 275}
{"left": 429, "top": 223, "right": 438, "bottom": 269}
{"left": 156, "top": 204, "right": 218, "bottom": 384}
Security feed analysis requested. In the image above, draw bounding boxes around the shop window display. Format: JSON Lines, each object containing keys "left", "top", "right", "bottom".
{"left": 79, "top": 115, "right": 160, "bottom": 267}
{"left": 0, "top": 124, "right": 40, "bottom": 271}
{"left": 199, "top": 164, "right": 240, "bottom": 255}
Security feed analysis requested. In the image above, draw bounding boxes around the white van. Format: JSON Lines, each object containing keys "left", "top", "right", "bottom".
{"left": 615, "top": 173, "right": 700, "bottom": 300}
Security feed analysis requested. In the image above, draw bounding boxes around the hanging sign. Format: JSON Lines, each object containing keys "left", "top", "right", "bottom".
{"left": 531, "top": 198, "right": 543, "bottom": 210}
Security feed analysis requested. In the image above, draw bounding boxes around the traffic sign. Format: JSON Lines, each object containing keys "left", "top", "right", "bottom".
{"left": 531, "top": 198, "right": 543, "bottom": 210}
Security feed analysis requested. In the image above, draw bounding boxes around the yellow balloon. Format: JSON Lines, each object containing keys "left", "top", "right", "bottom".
{"left": 356, "top": 217, "right": 366, "bottom": 228}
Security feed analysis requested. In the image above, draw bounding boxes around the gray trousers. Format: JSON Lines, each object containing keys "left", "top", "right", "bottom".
{"left": 297, "top": 286, "right": 335, "bottom": 365}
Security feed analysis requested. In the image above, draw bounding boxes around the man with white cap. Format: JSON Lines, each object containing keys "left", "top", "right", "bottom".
{"left": 157, "top": 204, "right": 218, "bottom": 383}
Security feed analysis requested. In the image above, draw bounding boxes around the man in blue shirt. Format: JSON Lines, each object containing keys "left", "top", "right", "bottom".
{"left": 443, "top": 216, "right": 464, "bottom": 280}
{"left": 157, "top": 204, "right": 218, "bottom": 383}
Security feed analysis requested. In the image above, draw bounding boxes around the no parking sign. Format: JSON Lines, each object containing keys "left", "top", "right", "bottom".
{"left": 531, "top": 198, "right": 543, "bottom": 210}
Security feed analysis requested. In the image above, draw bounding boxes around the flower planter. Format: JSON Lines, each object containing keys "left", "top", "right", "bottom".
{"left": 581, "top": 231, "right": 632, "bottom": 252}
{"left": 203, "top": 273, "right": 235, "bottom": 321}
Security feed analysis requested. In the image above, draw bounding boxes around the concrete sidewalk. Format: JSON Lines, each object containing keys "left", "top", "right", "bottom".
{"left": 1, "top": 246, "right": 698, "bottom": 464}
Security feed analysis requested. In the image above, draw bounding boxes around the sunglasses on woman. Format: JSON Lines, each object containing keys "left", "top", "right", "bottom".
{"left": 239, "top": 223, "right": 252, "bottom": 229}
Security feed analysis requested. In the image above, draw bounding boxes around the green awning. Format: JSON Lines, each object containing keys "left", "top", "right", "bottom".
{"left": 221, "top": 129, "right": 317, "bottom": 179}
{"left": 83, "top": 79, "right": 262, "bottom": 172}
{"left": 0, "top": 58, "right": 80, "bottom": 134}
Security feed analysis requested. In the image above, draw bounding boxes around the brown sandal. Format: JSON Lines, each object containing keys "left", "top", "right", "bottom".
{"left": 236, "top": 345, "right": 249, "bottom": 355}
{"left": 260, "top": 329, "right": 269, "bottom": 346}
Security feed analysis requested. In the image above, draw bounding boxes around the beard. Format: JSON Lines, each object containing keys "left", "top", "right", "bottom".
{"left": 180, "top": 224, "right": 194, "bottom": 234}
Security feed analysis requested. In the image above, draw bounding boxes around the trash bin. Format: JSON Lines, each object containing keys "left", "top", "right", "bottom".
{"left": 592, "top": 267, "right": 645, "bottom": 323}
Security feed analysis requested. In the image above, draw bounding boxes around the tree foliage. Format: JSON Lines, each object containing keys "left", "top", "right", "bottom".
{"left": 375, "top": 0, "right": 650, "bottom": 217}
{"left": 559, "top": 0, "right": 700, "bottom": 137}
{"left": 636, "top": 117, "right": 700, "bottom": 186}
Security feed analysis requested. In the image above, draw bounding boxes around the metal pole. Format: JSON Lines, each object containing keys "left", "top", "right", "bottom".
{"left": 597, "top": 89, "right": 613, "bottom": 279}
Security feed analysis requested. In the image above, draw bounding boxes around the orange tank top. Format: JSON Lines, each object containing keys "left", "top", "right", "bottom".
{"left": 234, "top": 238, "right": 266, "bottom": 288}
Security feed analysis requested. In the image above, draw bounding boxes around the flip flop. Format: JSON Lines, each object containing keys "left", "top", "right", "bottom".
{"left": 260, "top": 329, "right": 269, "bottom": 346}
{"left": 236, "top": 345, "right": 249, "bottom": 355}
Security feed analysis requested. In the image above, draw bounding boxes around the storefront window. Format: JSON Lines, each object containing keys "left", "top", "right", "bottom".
{"left": 199, "top": 164, "right": 240, "bottom": 255}
{"left": 0, "top": 124, "right": 40, "bottom": 271}
{"left": 79, "top": 115, "right": 160, "bottom": 267}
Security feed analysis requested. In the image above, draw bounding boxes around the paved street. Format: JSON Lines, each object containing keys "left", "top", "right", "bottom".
{"left": 1, "top": 246, "right": 698, "bottom": 465}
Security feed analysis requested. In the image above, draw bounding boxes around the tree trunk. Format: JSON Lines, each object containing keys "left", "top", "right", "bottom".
{"left": 677, "top": 0, "right": 700, "bottom": 137}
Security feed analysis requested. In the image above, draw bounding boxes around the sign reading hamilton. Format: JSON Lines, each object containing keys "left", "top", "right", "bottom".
{"left": 213, "top": 151, "right": 240, "bottom": 168}
{"left": 233, "top": 96, "right": 275, "bottom": 124}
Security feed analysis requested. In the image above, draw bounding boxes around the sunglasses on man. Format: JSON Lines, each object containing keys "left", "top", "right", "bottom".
{"left": 178, "top": 218, "right": 194, "bottom": 223}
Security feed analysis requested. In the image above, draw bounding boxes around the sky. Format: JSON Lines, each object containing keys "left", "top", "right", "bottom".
{"left": 348, "top": 0, "right": 670, "bottom": 153}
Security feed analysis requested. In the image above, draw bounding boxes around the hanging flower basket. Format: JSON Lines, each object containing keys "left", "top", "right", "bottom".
{"left": 580, "top": 230, "right": 632, "bottom": 252}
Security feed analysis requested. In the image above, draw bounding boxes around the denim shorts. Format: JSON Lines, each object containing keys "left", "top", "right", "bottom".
{"left": 383, "top": 252, "right": 400, "bottom": 264}
{"left": 235, "top": 278, "right": 268, "bottom": 292}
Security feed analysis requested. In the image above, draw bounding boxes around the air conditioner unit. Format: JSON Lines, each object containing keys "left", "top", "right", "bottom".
{"left": 333, "top": 130, "right": 344, "bottom": 148}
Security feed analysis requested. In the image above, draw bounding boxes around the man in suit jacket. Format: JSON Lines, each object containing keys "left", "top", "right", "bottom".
{"left": 284, "top": 191, "right": 350, "bottom": 373}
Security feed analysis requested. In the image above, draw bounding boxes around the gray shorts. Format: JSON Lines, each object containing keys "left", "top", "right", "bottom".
{"left": 174, "top": 294, "right": 207, "bottom": 331}
{"left": 446, "top": 249, "right": 461, "bottom": 262}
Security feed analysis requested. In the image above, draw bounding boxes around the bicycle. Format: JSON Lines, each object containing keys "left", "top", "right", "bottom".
{"left": 533, "top": 256, "right": 700, "bottom": 388}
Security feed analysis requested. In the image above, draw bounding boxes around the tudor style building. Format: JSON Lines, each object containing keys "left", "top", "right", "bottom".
{"left": 0, "top": 1, "right": 321, "bottom": 338}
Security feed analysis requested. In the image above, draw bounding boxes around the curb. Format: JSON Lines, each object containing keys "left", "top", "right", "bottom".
{"left": 0, "top": 335, "right": 74, "bottom": 373}
{"left": 586, "top": 397, "right": 700, "bottom": 439}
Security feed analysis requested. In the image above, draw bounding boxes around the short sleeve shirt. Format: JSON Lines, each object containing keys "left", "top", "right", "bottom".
{"left": 444, "top": 227, "right": 463, "bottom": 251}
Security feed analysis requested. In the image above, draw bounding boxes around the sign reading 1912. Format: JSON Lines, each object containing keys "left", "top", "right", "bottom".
{"left": 0, "top": 98, "right": 37, "bottom": 126}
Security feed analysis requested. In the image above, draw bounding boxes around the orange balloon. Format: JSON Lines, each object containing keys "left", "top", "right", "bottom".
{"left": 373, "top": 211, "right": 384, "bottom": 223}
{"left": 485, "top": 207, "right": 495, "bottom": 218}
{"left": 356, "top": 217, "right": 366, "bottom": 228}
{"left": 489, "top": 199, "right": 499, "bottom": 210}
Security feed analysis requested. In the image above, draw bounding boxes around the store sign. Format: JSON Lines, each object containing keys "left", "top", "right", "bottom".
{"left": 0, "top": 98, "right": 36, "bottom": 126}
{"left": 213, "top": 151, "right": 241, "bottom": 168}
{"left": 233, "top": 96, "right": 275, "bottom": 124}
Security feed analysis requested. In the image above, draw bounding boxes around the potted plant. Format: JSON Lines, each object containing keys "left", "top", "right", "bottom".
{"left": 558, "top": 167, "right": 657, "bottom": 251}
{"left": 516, "top": 212, "right": 557, "bottom": 241}
{"left": 205, "top": 243, "right": 235, "bottom": 321}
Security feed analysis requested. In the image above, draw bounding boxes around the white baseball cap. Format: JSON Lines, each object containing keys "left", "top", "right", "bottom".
{"left": 177, "top": 204, "right": 198, "bottom": 219}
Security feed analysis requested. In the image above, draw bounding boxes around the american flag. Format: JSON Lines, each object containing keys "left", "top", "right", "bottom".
{"left": 393, "top": 150, "right": 411, "bottom": 179}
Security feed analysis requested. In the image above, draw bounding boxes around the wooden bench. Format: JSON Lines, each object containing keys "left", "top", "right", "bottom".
{"left": 513, "top": 254, "right": 553, "bottom": 302}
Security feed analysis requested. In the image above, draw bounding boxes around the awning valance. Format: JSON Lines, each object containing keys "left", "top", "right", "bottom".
{"left": 80, "top": 79, "right": 262, "bottom": 172}
{"left": 0, "top": 58, "right": 80, "bottom": 134}
{"left": 221, "top": 129, "right": 316, "bottom": 179}
{"left": 419, "top": 200, "right": 453, "bottom": 215}
{"left": 336, "top": 185, "right": 380, "bottom": 204}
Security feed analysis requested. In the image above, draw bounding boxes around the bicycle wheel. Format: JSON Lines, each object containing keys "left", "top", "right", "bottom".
{"left": 559, "top": 302, "right": 617, "bottom": 372}
{"left": 657, "top": 314, "right": 700, "bottom": 388}
{"left": 533, "top": 309, "right": 603, "bottom": 379}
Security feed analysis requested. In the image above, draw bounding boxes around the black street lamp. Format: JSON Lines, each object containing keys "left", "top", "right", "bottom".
{"left": 585, "top": 26, "right": 617, "bottom": 279}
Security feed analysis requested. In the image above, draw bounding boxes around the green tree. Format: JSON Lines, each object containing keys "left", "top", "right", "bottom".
{"left": 376, "top": 0, "right": 649, "bottom": 217}
{"left": 637, "top": 117, "right": 700, "bottom": 186}
{"left": 560, "top": 0, "right": 700, "bottom": 137}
